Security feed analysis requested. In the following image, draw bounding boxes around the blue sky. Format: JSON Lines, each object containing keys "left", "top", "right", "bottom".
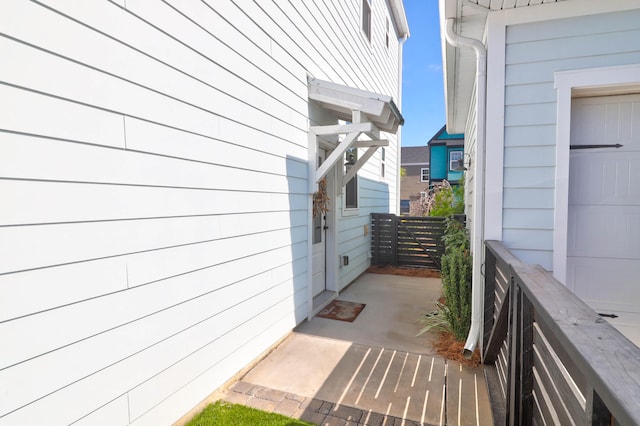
{"left": 401, "top": 0, "right": 445, "bottom": 147}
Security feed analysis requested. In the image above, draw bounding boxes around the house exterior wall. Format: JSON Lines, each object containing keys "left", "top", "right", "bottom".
{"left": 501, "top": 7, "right": 640, "bottom": 269}
{"left": 400, "top": 146, "right": 430, "bottom": 204}
{"left": 0, "top": 1, "right": 403, "bottom": 424}
{"left": 463, "top": 86, "right": 478, "bottom": 230}
{"left": 401, "top": 164, "right": 429, "bottom": 197}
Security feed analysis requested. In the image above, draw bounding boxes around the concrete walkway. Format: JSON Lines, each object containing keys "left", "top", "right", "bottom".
{"left": 222, "top": 273, "right": 493, "bottom": 426}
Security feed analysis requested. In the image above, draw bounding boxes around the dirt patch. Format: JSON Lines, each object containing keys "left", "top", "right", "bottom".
{"left": 367, "top": 264, "right": 441, "bottom": 278}
{"left": 435, "top": 331, "right": 481, "bottom": 368}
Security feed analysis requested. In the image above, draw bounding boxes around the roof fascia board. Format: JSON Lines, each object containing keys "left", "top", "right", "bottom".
{"left": 498, "top": 0, "right": 640, "bottom": 25}
{"left": 308, "top": 78, "right": 403, "bottom": 133}
{"left": 387, "top": 0, "right": 410, "bottom": 38}
{"left": 441, "top": 0, "right": 640, "bottom": 133}
{"left": 439, "top": 0, "right": 456, "bottom": 131}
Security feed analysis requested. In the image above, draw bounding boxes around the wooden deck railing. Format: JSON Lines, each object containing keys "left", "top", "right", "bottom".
{"left": 482, "top": 240, "right": 640, "bottom": 426}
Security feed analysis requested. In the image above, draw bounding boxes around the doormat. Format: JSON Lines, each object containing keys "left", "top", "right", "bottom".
{"left": 317, "top": 300, "right": 366, "bottom": 322}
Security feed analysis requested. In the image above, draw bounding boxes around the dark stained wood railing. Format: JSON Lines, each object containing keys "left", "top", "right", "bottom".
{"left": 482, "top": 240, "right": 640, "bottom": 425}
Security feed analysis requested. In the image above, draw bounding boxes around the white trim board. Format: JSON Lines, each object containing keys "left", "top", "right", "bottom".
{"left": 498, "top": 0, "right": 640, "bottom": 25}
{"left": 553, "top": 64, "right": 640, "bottom": 285}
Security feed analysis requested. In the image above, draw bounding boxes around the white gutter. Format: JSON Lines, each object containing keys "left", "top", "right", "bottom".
{"left": 443, "top": 18, "right": 487, "bottom": 357}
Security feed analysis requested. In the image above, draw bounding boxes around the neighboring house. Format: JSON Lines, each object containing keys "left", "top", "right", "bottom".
{"left": 0, "top": 2, "right": 408, "bottom": 424}
{"left": 399, "top": 146, "right": 430, "bottom": 214}
{"left": 427, "top": 125, "right": 464, "bottom": 186}
{"left": 439, "top": 0, "right": 640, "bottom": 347}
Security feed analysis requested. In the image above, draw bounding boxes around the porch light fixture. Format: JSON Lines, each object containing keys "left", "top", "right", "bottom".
{"left": 452, "top": 153, "right": 471, "bottom": 171}
{"left": 345, "top": 152, "right": 356, "bottom": 166}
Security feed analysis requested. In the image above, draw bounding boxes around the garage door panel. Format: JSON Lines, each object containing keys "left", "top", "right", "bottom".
{"left": 567, "top": 257, "right": 640, "bottom": 310}
{"left": 568, "top": 205, "right": 640, "bottom": 258}
{"left": 569, "top": 152, "right": 640, "bottom": 205}
{"left": 571, "top": 96, "right": 640, "bottom": 147}
{"left": 568, "top": 94, "right": 640, "bottom": 343}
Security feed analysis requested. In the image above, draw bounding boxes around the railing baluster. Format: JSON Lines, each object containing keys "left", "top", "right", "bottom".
{"left": 519, "top": 292, "right": 534, "bottom": 426}
{"left": 507, "top": 277, "right": 521, "bottom": 426}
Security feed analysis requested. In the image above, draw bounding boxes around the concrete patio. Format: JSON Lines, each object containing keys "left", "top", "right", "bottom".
{"left": 190, "top": 273, "right": 493, "bottom": 425}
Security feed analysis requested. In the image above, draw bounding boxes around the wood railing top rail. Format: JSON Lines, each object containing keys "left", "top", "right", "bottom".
{"left": 486, "top": 240, "right": 640, "bottom": 425}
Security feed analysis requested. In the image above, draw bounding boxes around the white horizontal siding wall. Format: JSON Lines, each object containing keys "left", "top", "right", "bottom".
{"left": 0, "top": 1, "right": 401, "bottom": 425}
{"left": 503, "top": 8, "right": 640, "bottom": 269}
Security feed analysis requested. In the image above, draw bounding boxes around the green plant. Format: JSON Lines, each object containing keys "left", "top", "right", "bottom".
{"left": 186, "top": 401, "right": 313, "bottom": 426}
{"left": 439, "top": 217, "right": 472, "bottom": 341}
{"left": 424, "top": 179, "right": 464, "bottom": 217}
{"left": 416, "top": 301, "right": 452, "bottom": 336}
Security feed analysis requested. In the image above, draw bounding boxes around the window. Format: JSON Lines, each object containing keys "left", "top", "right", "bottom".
{"left": 380, "top": 147, "right": 385, "bottom": 178}
{"left": 345, "top": 148, "right": 358, "bottom": 209}
{"left": 449, "top": 151, "right": 463, "bottom": 171}
{"left": 400, "top": 199, "right": 410, "bottom": 214}
{"left": 313, "top": 155, "right": 324, "bottom": 244}
{"left": 385, "top": 18, "right": 390, "bottom": 49}
{"left": 362, "top": 0, "right": 372, "bottom": 42}
{"left": 420, "top": 167, "right": 430, "bottom": 182}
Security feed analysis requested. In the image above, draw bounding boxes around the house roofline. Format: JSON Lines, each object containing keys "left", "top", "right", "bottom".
{"left": 388, "top": 0, "right": 410, "bottom": 38}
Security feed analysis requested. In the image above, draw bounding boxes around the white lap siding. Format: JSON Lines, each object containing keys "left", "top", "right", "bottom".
{"left": 502, "top": 8, "right": 640, "bottom": 270}
{"left": 0, "top": 1, "right": 401, "bottom": 424}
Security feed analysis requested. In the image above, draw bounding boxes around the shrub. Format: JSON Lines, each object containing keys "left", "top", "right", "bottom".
{"left": 410, "top": 179, "right": 464, "bottom": 217}
{"left": 440, "top": 217, "right": 472, "bottom": 341}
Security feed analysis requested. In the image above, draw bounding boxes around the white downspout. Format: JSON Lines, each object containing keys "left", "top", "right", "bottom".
{"left": 396, "top": 34, "right": 408, "bottom": 214}
{"left": 443, "top": 18, "right": 487, "bottom": 357}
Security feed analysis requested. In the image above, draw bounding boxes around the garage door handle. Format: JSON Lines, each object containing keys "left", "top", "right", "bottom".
{"left": 570, "top": 144, "right": 623, "bottom": 150}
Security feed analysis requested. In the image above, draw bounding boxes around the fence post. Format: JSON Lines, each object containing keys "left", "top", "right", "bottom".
{"left": 519, "top": 293, "right": 534, "bottom": 426}
{"left": 391, "top": 215, "right": 398, "bottom": 266}
{"left": 506, "top": 276, "right": 521, "bottom": 426}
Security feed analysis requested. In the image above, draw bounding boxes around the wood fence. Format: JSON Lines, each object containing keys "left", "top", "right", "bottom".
{"left": 370, "top": 213, "right": 464, "bottom": 270}
{"left": 482, "top": 240, "right": 640, "bottom": 426}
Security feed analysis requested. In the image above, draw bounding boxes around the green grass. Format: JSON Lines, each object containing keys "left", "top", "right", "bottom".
{"left": 186, "top": 401, "right": 314, "bottom": 426}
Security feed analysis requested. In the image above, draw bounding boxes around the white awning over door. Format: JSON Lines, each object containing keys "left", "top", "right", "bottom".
{"left": 307, "top": 78, "right": 404, "bottom": 186}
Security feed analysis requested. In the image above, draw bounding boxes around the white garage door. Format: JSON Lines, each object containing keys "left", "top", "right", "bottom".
{"left": 567, "top": 94, "right": 640, "bottom": 345}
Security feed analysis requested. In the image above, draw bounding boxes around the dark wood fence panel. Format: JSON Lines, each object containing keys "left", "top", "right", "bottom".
{"left": 370, "top": 213, "right": 397, "bottom": 266}
{"left": 482, "top": 240, "right": 640, "bottom": 426}
{"left": 370, "top": 213, "right": 464, "bottom": 270}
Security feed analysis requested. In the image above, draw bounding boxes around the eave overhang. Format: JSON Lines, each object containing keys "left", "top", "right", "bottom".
{"left": 389, "top": 0, "right": 410, "bottom": 38}
{"left": 308, "top": 78, "right": 404, "bottom": 134}
{"left": 439, "top": 0, "right": 567, "bottom": 134}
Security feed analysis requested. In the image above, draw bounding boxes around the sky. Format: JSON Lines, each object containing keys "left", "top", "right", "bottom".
{"left": 400, "top": 0, "right": 445, "bottom": 147}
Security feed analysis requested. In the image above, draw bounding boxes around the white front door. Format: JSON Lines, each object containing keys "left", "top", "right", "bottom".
{"left": 567, "top": 94, "right": 640, "bottom": 345}
{"left": 312, "top": 149, "right": 327, "bottom": 297}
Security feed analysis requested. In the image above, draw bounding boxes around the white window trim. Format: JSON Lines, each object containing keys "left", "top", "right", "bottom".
{"left": 449, "top": 151, "right": 463, "bottom": 171}
{"left": 343, "top": 149, "right": 359, "bottom": 215}
{"left": 420, "top": 167, "right": 430, "bottom": 182}
{"left": 553, "top": 64, "right": 640, "bottom": 285}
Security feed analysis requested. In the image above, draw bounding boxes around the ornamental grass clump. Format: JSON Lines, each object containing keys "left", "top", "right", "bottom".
{"left": 440, "top": 216, "right": 472, "bottom": 341}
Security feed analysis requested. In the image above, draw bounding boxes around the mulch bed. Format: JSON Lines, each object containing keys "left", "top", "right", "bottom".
{"left": 435, "top": 331, "right": 481, "bottom": 368}
{"left": 366, "top": 264, "right": 441, "bottom": 278}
